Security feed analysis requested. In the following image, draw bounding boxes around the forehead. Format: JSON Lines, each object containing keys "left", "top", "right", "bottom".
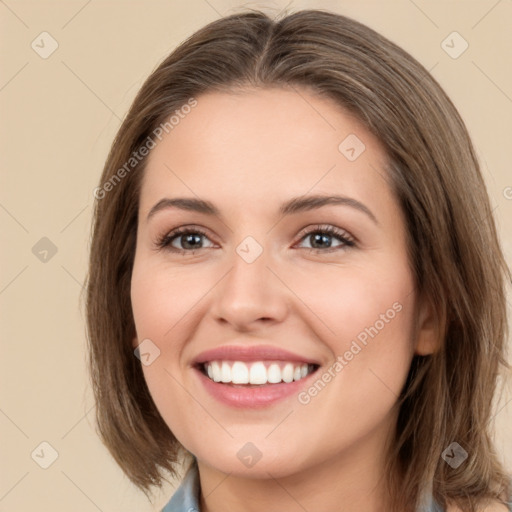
{"left": 139, "top": 87, "right": 392, "bottom": 217}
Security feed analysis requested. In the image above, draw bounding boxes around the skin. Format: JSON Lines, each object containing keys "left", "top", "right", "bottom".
{"left": 130, "top": 86, "right": 440, "bottom": 512}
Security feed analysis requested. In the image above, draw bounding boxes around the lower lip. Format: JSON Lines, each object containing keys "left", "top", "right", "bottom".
{"left": 194, "top": 366, "right": 319, "bottom": 408}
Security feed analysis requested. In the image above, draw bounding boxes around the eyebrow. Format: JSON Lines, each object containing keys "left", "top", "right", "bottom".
{"left": 146, "top": 194, "right": 378, "bottom": 224}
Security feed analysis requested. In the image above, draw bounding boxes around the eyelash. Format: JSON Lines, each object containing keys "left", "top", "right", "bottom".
{"left": 154, "top": 224, "right": 356, "bottom": 255}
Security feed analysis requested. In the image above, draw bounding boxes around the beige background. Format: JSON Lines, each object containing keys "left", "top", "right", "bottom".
{"left": 1, "top": 0, "right": 511, "bottom": 510}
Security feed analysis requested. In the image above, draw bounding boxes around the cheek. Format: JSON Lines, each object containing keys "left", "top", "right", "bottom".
{"left": 337, "top": 276, "right": 414, "bottom": 356}
{"left": 289, "top": 258, "right": 417, "bottom": 402}
{"left": 285, "top": 266, "right": 416, "bottom": 455}
{"left": 130, "top": 260, "right": 204, "bottom": 343}
{"left": 289, "top": 255, "right": 416, "bottom": 348}
{"left": 130, "top": 264, "right": 195, "bottom": 434}
{"left": 130, "top": 259, "right": 211, "bottom": 416}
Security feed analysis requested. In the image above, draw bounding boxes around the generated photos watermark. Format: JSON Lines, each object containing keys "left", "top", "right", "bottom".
{"left": 93, "top": 97, "right": 198, "bottom": 200}
{"left": 298, "top": 301, "right": 403, "bottom": 405}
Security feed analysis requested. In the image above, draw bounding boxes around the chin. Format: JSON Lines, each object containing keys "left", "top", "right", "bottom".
{"left": 194, "top": 444, "right": 310, "bottom": 479}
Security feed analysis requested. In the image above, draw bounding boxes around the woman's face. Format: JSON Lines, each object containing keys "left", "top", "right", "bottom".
{"left": 130, "top": 87, "right": 436, "bottom": 478}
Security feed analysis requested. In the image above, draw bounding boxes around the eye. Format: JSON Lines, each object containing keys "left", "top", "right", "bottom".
{"left": 295, "top": 224, "right": 355, "bottom": 253}
{"left": 154, "top": 226, "right": 215, "bottom": 253}
{"left": 154, "top": 224, "right": 356, "bottom": 254}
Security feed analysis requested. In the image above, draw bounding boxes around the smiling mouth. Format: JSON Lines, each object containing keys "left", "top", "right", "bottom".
{"left": 196, "top": 360, "right": 320, "bottom": 386}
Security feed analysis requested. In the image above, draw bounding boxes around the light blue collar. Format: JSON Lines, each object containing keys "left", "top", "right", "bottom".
{"left": 161, "top": 459, "right": 200, "bottom": 512}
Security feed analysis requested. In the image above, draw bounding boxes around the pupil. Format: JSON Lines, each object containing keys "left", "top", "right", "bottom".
{"left": 312, "top": 233, "right": 331, "bottom": 248}
{"left": 183, "top": 234, "right": 202, "bottom": 249}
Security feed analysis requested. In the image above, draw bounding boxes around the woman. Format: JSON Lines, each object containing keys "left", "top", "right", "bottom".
{"left": 85, "top": 9, "right": 512, "bottom": 512}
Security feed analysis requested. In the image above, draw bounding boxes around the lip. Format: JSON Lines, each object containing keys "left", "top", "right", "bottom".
{"left": 191, "top": 344, "right": 322, "bottom": 408}
{"left": 192, "top": 344, "right": 321, "bottom": 366}
{"left": 193, "top": 363, "right": 320, "bottom": 408}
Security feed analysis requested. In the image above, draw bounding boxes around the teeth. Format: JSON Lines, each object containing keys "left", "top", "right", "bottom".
{"left": 220, "top": 361, "right": 231, "bottom": 383}
{"left": 282, "top": 363, "right": 294, "bottom": 383}
{"left": 249, "top": 362, "right": 267, "bottom": 384}
{"left": 231, "top": 361, "right": 249, "bottom": 384}
{"left": 267, "top": 363, "right": 281, "bottom": 383}
{"left": 211, "top": 361, "right": 221, "bottom": 382}
{"left": 203, "top": 360, "right": 315, "bottom": 385}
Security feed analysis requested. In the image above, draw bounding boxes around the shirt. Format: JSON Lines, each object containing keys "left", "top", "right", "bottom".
{"left": 161, "top": 459, "right": 512, "bottom": 512}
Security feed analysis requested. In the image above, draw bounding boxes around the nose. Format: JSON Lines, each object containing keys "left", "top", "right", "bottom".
{"left": 209, "top": 244, "right": 289, "bottom": 332}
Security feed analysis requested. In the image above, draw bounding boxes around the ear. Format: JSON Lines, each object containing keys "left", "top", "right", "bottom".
{"left": 132, "top": 336, "right": 139, "bottom": 349}
{"left": 414, "top": 294, "right": 441, "bottom": 356}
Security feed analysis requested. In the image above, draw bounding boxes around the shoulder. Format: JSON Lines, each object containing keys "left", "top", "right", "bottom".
{"left": 446, "top": 500, "right": 510, "bottom": 511}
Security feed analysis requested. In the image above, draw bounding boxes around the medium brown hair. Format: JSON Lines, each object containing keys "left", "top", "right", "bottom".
{"left": 84, "top": 8, "right": 512, "bottom": 510}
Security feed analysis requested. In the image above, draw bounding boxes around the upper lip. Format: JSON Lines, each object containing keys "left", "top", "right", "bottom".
{"left": 192, "top": 344, "right": 321, "bottom": 366}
